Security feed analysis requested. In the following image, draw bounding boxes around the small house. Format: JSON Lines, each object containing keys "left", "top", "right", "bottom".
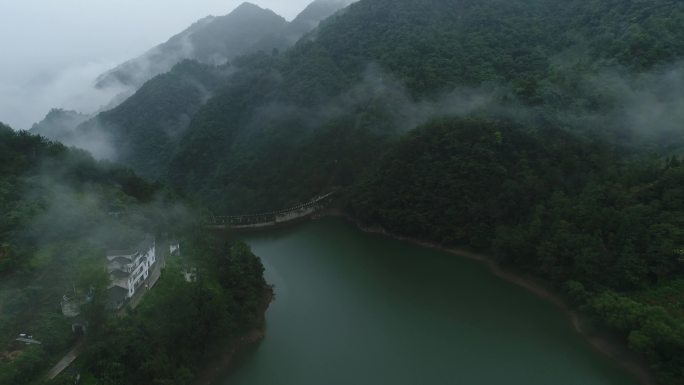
{"left": 106, "top": 235, "right": 156, "bottom": 309}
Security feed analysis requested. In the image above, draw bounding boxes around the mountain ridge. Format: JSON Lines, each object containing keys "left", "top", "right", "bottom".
{"left": 94, "top": 2, "right": 287, "bottom": 90}
{"left": 94, "top": 0, "right": 355, "bottom": 92}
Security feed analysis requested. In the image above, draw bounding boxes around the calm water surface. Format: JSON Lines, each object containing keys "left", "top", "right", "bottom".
{"left": 218, "top": 218, "right": 638, "bottom": 385}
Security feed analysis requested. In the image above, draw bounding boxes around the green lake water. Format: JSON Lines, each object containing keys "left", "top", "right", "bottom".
{"left": 218, "top": 218, "right": 639, "bottom": 385}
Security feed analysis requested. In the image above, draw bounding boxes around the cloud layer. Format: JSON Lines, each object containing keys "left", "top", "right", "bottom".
{"left": 0, "top": 0, "right": 316, "bottom": 130}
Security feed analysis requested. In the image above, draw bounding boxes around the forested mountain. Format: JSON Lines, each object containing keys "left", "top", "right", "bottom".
{"left": 94, "top": 3, "right": 287, "bottom": 91}
{"left": 6, "top": 0, "right": 684, "bottom": 384}
{"left": 37, "top": 0, "right": 684, "bottom": 214}
{"left": 160, "top": 2, "right": 684, "bottom": 382}
{"left": 36, "top": 0, "right": 684, "bottom": 210}
{"left": 286, "top": 0, "right": 357, "bottom": 42}
{"left": 35, "top": 1, "right": 355, "bottom": 180}
{"left": 348, "top": 118, "right": 684, "bottom": 384}
{"left": 0, "top": 123, "right": 165, "bottom": 276}
{"left": 94, "top": 0, "right": 352, "bottom": 91}
{"left": 159, "top": 0, "right": 684, "bottom": 213}
{"left": 76, "top": 61, "right": 228, "bottom": 178}
{"left": 29, "top": 109, "right": 90, "bottom": 144}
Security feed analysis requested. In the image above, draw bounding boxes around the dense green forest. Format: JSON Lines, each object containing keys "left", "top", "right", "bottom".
{"left": 30, "top": 110, "right": 90, "bottom": 145}
{"left": 9, "top": 0, "right": 684, "bottom": 383}
{"left": 34, "top": 1, "right": 355, "bottom": 184}
{"left": 0, "top": 124, "right": 197, "bottom": 385}
{"left": 37, "top": 0, "right": 684, "bottom": 215}
{"left": 348, "top": 118, "right": 684, "bottom": 384}
{"left": 0, "top": 123, "right": 167, "bottom": 276}
{"left": 163, "top": 0, "right": 684, "bottom": 213}
{"left": 47, "top": 235, "right": 268, "bottom": 385}
{"left": 80, "top": 60, "right": 229, "bottom": 179}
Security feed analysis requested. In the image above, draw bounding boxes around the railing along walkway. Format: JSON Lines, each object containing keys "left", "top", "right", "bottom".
{"left": 206, "top": 192, "right": 335, "bottom": 229}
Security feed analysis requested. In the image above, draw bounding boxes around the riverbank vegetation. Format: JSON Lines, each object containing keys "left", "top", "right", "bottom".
{"left": 0, "top": 125, "right": 200, "bottom": 385}
{"left": 46, "top": 234, "right": 268, "bottom": 385}
{"left": 6, "top": 0, "right": 684, "bottom": 384}
{"left": 347, "top": 117, "right": 684, "bottom": 384}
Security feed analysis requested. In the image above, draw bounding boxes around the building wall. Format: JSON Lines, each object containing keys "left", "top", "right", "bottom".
{"left": 108, "top": 238, "right": 156, "bottom": 300}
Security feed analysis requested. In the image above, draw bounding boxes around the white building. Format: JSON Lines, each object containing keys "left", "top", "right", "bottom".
{"left": 106, "top": 235, "right": 156, "bottom": 308}
{"left": 169, "top": 240, "right": 180, "bottom": 256}
{"left": 61, "top": 294, "right": 83, "bottom": 317}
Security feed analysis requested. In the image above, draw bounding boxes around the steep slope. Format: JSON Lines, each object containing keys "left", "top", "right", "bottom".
{"left": 0, "top": 124, "right": 163, "bottom": 275}
{"left": 75, "top": 61, "right": 228, "bottom": 178}
{"left": 166, "top": 0, "right": 684, "bottom": 213}
{"left": 347, "top": 118, "right": 684, "bottom": 384}
{"left": 29, "top": 109, "right": 90, "bottom": 142}
{"left": 285, "top": 0, "right": 358, "bottom": 43}
{"left": 0, "top": 124, "right": 189, "bottom": 385}
{"left": 93, "top": 0, "right": 357, "bottom": 92}
{"left": 95, "top": 2, "right": 288, "bottom": 90}
{"left": 146, "top": 0, "right": 565, "bottom": 212}
{"left": 26, "top": 1, "right": 681, "bottom": 383}
{"left": 0, "top": 126, "right": 269, "bottom": 385}
{"left": 38, "top": 1, "right": 356, "bottom": 180}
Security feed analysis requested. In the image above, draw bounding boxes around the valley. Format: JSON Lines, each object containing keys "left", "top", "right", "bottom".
{"left": 1, "top": 0, "right": 684, "bottom": 384}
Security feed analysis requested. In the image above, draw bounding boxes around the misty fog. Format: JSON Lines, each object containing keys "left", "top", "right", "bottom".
{"left": 0, "top": 0, "right": 315, "bottom": 130}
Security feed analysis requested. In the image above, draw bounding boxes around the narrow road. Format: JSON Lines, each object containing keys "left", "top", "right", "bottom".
{"left": 46, "top": 242, "right": 172, "bottom": 379}
{"left": 45, "top": 341, "right": 84, "bottom": 380}
{"left": 119, "top": 246, "right": 167, "bottom": 315}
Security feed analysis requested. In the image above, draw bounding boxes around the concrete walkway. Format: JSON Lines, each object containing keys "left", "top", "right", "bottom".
{"left": 119, "top": 247, "right": 167, "bottom": 314}
{"left": 45, "top": 341, "right": 84, "bottom": 380}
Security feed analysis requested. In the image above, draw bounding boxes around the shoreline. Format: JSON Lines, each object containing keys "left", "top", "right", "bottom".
{"left": 318, "top": 209, "right": 655, "bottom": 385}
{"left": 193, "top": 285, "right": 274, "bottom": 385}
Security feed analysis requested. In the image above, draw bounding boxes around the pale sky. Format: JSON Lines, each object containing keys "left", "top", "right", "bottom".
{"left": 0, "top": 0, "right": 314, "bottom": 129}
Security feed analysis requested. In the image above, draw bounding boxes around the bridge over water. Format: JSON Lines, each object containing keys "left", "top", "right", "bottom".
{"left": 206, "top": 192, "right": 335, "bottom": 230}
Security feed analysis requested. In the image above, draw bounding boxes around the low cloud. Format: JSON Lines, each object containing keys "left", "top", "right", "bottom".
{"left": 541, "top": 62, "right": 684, "bottom": 146}
{"left": 595, "top": 64, "right": 684, "bottom": 141}
{"left": 241, "top": 64, "right": 503, "bottom": 139}
{"left": 0, "top": 61, "right": 133, "bottom": 130}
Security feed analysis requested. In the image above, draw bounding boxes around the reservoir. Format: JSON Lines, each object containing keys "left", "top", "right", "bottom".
{"left": 219, "top": 218, "right": 639, "bottom": 385}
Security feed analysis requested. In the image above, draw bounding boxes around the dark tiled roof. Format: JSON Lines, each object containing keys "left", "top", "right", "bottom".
{"left": 107, "top": 235, "right": 154, "bottom": 258}
{"left": 107, "top": 250, "right": 136, "bottom": 258}
{"left": 110, "top": 269, "right": 130, "bottom": 279}
{"left": 112, "top": 256, "right": 134, "bottom": 265}
{"left": 107, "top": 286, "right": 129, "bottom": 307}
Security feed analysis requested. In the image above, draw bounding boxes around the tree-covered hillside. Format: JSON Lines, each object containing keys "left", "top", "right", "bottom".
{"left": 76, "top": 61, "right": 228, "bottom": 178}
{"left": 36, "top": 0, "right": 684, "bottom": 212}
{"left": 35, "top": 1, "right": 356, "bottom": 181}
{"left": 0, "top": 123, "right": 167, "bottom": 273}
{"left": 6, "top": 0, "right": 684, "bottom": 383}
{"left": 94, "top": 2, "right": 287, "bottom": 90}
{"left": 0, "top": 123, "right": 194, "bottom": 384}
{"left": 348, "top": 118, "right": 684, "bottom": 384}
{"left": 30, "top": 110, "right": 90, "bottom": 144}
{"left": 33, "top": 0, "right": 684, "bottom": 224}
{"left": 95, "top": 0, "right": 353, "bottom": 91}
{"left": 61, "top": 236, "right": 268, "bottom": 385}
{"left": 161, "top": 0, "right": 684, "bottom": 213}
